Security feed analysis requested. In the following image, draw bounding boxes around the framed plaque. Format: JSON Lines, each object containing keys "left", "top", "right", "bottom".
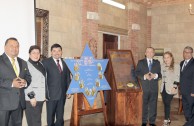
{"left": 108, "top": 50, "right": 140, "bottom": 91}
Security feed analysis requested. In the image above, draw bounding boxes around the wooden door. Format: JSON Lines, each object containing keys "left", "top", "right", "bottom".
{"left": 103, "top": 34, "right": 118, "bottom": 58}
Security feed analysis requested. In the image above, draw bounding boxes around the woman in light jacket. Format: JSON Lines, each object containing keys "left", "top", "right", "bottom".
{"left": 25, "top": 45, "right": 49, "bottom": 126}
{"left": 161, "top": 51, "right": 180, "bottom": 126}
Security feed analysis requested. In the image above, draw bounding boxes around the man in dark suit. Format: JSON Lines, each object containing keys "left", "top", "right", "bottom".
{"left": 136, "top": 47, "right": 161, "bottom": 126}
{"left": 180, "top": 46, "right": 194, "bottom": 126}
{"left": 42, "top": 43, "right": 71, "bottom": 126}
{"left": 0, "top": 37, "right": 31, "bottom": 126}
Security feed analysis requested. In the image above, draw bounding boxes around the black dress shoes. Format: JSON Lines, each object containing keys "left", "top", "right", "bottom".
{"left": 141, "top": 123, "right": 156, "bottom": 126}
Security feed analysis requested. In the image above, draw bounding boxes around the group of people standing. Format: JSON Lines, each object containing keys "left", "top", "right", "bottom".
{"left": 0, "top": 37, "right": 71, "bottom": 126}
{"left": 0, "top": 37, "right": 194, "bottom": 126}
{"left": 136, "top": 46, "right": 194, "bottom": 126}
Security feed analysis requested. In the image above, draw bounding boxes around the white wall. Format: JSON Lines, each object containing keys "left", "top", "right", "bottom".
{"left": 0, "top": 0, "right": 36, "bottom": 60}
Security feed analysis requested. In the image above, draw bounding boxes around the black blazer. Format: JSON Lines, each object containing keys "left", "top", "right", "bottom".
{"left": 180, "top": 58, "right": 194, "bottom": 95}
{"left": 42, "top": 57, "right": 71, "bottom": 100}
{"left": 136, "top": 58, "right": 161, "bottom": 93}
{"left": 0, "top": 53, "right": 31, "bottom": 110}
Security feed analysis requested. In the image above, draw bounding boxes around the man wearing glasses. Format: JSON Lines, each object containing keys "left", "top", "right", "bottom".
{"left": 180, "top": 46, "right": 194, "bottom": 126}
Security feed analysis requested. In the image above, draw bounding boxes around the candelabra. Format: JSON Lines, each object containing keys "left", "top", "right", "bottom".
{"left": 189, "top": 4, "right": 194, "bottom": 15}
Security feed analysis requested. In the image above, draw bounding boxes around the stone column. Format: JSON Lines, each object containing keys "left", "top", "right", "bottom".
{"left": 127, "top": 1, "right": 150, "bottom": 63}
{"left": 82, "top": 0, "right": 98, "bottom": 58}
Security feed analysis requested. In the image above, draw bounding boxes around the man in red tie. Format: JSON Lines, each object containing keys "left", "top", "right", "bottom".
{"left": 42, "top": 43, "right": 71, "bottom": 126}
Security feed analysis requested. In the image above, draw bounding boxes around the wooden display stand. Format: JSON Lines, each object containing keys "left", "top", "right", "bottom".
{"left": 70, "top": 91, "right": 108, "bottom": 126}
{"left": 106, "top": 50, "right": 143, "bottom": 126}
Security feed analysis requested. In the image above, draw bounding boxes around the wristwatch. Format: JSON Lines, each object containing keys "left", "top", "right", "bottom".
{"left": 27, "top": 91, "right": 35, "bottom": 99}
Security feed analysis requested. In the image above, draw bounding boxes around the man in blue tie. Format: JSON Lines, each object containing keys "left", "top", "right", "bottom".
{"left": 136, "top": 47, "right": 161, "bottom": 126}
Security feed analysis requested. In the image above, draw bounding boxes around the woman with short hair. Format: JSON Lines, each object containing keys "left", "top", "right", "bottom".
{"left": 25, "top": 45, "right": 49, "bottom": 126}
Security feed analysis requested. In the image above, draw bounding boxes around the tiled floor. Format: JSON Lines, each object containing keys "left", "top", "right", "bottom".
{"left": 78, "top": 99, "right": 185, "bottom": 126}
{"left": 22, "top": 98, "right": 186, "bottom": 126}
{"left": 156, "top": 99, "right": 185, "bottom": 126}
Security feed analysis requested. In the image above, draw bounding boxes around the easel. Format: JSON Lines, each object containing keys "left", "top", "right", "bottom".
{"left": 70, "top": 91, "right": 108, "bottom": 126}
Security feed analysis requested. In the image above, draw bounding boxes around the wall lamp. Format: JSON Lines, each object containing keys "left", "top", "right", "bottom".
{"left": 189, "top": 4, "right": 194, "bottom": 15}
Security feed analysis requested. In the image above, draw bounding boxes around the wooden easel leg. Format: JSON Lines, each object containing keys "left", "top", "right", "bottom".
{"left": 70, "top": 94, "right": 78, "bottom": 126}
{"left": 70, "top": 92, "right": 109, "bottom": 126}
{"left": 178, "top": 98, "right": 183, "bottom": 114}
{"left": 100, "top": 91, "right": 109, "bottom": 126}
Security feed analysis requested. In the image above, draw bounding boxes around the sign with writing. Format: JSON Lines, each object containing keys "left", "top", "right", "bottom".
{"left": 65, "top": 44, "right": 111, "bottom": 106}
{"left": 109, "top": 51, "right": 140, "bottom": 90}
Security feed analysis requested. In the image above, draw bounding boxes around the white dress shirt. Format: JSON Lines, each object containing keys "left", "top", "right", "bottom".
{"left": 53, "top": 58, "right": 63, "bottom": 70}
{"left": 144, "top": 58, "right": 158, "bottom": 80}
{"left": 181, "top": 59, "right": 190, "bottom": 71}
{"left": 6, "top": 54, "right": 20, "bottom": 74}
{"left": 6, "top": 54, "right": 27, "bottom": 87}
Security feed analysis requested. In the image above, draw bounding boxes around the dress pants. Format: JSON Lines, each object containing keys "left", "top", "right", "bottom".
{"left": 0, "top": 103, "right": 23, "bottom": 126}
{"left": 182, "top": 94, "right": 194, "bottom": 126}
{"left": 161, "top": 86, "right": 173, "bottom": 120}
{"left": 142, "top": 91, "right": 158, "bottom": 124}
{"left": 46, "top": 97, "right": 66, "bottom": 126}
{"left": 25, "top": 101, "right": 44, "bottom": 126}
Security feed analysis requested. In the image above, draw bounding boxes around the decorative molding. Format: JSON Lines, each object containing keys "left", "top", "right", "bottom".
{"left": 98, "top": 24, "right": 128, "bottom": 35}
{"left": 87, "top": 11, "right": 99, "bottom": 20}
{"left": 88, "top": 38, "right": 97, "bottom": 58}
{"left": 35, "top": 8, "right": 49, "bottom": 57}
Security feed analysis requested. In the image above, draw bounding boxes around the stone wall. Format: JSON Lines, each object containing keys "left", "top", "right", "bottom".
{"left": 98, "top": 0, "right": 128, "bottom": 30}
{"left": 151, "top": 1, "right": 194, "bottom": 63}
{"left": 36, "top": 0, "right": 82, "bottom": 57}
{"left": 128, "top": 1, "right": 149, "bottom": 64}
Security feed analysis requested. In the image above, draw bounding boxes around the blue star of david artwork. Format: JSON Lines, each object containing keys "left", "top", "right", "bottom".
{"left": 64, "top": 44, "right": 111, "bottom": 107}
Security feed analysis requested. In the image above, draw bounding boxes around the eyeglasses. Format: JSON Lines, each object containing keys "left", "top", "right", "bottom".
{"left": 184, "top": 51, "right": 193, "bottom": 54}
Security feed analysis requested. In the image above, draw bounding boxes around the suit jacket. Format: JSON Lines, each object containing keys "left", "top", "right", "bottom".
{"left": 180, "top": 58, "right": 194, "bottom": 95}
{"left": 0, "top": 53, "right": 31, "bottom": 110}
{"left": 42, "top": 57, "right": 71, "bottom": 100}
{"left": 25, "top": 61, "right": 46, "bottom": 101}
{"left": 136, "top": 58, "right": 161, "bottom": 93}
{"left": 160, "top": 63, "right": 180, "bottom": 94}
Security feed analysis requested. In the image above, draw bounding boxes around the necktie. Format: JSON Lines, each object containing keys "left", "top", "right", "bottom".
{"left": 12, "top": 58, "right": 19, "bottom": 77}
{"left": 57, "top": 60, "right": 62, "bottom": 74}
{"left": 148, "top": 60, "right": 152, "bottom": 72}
{"left": 182, "top": 60, "right": 187, "bottom": 71}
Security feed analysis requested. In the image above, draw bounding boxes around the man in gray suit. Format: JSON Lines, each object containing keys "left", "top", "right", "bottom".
{"left": 0, "top": 37, "right": 31, "bottom": 126}
{"left": 136, "top": 47, "right": 161, "bottom": 126}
